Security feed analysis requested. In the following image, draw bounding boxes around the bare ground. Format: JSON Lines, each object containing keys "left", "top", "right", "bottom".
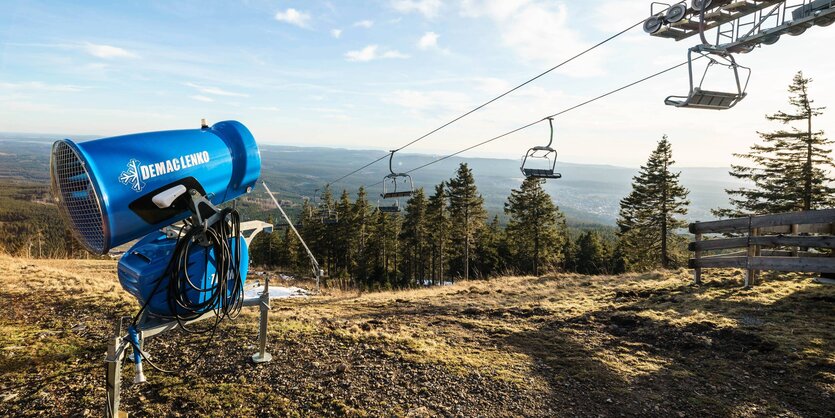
{"left": 0, "top": 255, "right": 833, "bottom": 417}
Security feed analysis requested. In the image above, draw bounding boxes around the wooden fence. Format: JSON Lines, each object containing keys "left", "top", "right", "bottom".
{"left": 689, "top": 209, "right": 835, "bottom": 287}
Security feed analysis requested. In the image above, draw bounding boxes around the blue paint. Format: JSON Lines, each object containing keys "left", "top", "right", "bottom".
{"left": 55, "top": 120, "right": 260, "bottom": 254}
{"left": 117, "top": 232, "right": 249, "bottom": 317}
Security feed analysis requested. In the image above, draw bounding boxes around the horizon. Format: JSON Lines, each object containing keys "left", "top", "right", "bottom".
{"left": 0, "top": 129, "right": 735, "bottom": 170}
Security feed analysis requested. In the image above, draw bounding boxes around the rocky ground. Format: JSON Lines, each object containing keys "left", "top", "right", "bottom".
{"left": 0, "top": 255, "right": 833, "bottom": 417}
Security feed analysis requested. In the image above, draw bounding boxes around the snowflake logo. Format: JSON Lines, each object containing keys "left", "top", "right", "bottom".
{"left": 119, "top": 159, "right": 145, "bottom": 192}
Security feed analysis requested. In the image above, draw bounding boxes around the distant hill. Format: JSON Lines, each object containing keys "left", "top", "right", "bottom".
{"left": 0, "top": 133, "right": 744, "bottom": 225}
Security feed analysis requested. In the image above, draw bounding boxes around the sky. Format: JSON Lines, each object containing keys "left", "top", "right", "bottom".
{"left": 0, "top": 0, "right": 833, "bottom": 168}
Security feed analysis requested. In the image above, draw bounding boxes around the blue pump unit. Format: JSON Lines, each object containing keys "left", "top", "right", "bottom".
{"left": 118, "top": 232, "right": 250, "bottom": 317}
{"left": 51, "top": 120, "right": 260, "bottom": 255}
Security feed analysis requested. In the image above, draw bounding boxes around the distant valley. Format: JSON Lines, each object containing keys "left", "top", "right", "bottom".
{"left": 0, "top": 133, "right": 744, "bottom": 225}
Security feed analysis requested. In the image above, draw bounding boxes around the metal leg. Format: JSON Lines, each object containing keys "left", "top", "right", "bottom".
{"left": 105, "top": 318, "right": 128, "bottom": 417}
{"left": 251, "top": 277, "right": 272, "bottom": 364}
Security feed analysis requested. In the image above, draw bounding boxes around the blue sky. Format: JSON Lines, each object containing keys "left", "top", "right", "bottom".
{"left": 1, "top": 0, "right": 834, "bottom": 167}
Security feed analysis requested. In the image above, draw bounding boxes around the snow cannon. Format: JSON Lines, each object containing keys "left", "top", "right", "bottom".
{"left": 50, "top": 120, "right": 261, "bottom": 255}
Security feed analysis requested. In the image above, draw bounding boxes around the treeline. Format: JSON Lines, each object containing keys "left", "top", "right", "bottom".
{"left": 251, "top": 71, "right": 834, "bottom": 288}
{"left": 251, "top": 162, "right": 662, "bottom": 290}
{"left": 0, "top": 181, "right": 90, "bottom": 258}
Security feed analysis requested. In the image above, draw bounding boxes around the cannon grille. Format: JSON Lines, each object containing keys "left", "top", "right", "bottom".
{"left": 51, "top": 141, "right": 106, "bottom": 254}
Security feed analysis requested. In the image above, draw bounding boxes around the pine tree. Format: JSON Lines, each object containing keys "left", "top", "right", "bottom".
{"left": 351, "top": 187, "right": 374, "bottom": 285}
{"left": 473, "top": 215, "right": 506, "bottom": 278}
{"left": 617, "top": 135, "right": 690, "bottom": 270}
{"left": 504, "top": 177, "right": 568, "bottom": 275}
{"left": 715, "top": 71, "right": 834, "bottom": 217}
{"left": 249, "top": 214, "right": 282, "bottom": 266}
{"left": 426, "top": 182, "right": 450, "bottom": 285}
{"left": 399, "top": 188, "right": 429, "bottom": 286}
{"left": 573, "top": 231, "right": 609, "bottom": 275}
{"left": 333, "top": 190, "right": 354, "bottom": 285}
{"left": 446, "top": 163, "right": 487, "bottom": 281}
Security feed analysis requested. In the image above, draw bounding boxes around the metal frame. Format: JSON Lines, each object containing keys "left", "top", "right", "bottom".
{"left": 379, "top": 150, "right": 414, "bottom": 212}
{"left": 664, "top": 46, "right": 752, "bottom": 109}
{"left": 647, "top": 1, "right": 835, "bottom": 49}
{"left": 520, "top": 117, "right": 562, "bottom": 179}
{"left": 105, "top": 219, "right": 275, "bottom": 417}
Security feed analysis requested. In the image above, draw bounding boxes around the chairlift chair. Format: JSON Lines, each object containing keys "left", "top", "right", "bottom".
{"left": 664, "top": 1, "right": 752, "bottom": 110}
{"left": 521, "top": 117, "right": 562, "bottom": 180}
{"left": 665, "top": 46, "right": 751, "bottom": 110}
{"left": 378, "top": 150, "right": 414, "bottom": 213}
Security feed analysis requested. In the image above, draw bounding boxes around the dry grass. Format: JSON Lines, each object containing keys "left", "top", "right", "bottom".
{"left": 1, "top": 255, "right": 833, "bottom": 417}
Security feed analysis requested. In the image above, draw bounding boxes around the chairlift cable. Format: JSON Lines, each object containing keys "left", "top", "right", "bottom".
{"left": 367, "top": 58, "right": 693, "bottom": 187}
{"left": 325, "top": 13, "right": 659, "bottom": 187}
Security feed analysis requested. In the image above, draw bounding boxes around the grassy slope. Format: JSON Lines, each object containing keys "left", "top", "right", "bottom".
{"left": 0, "top": 255, "right": 833, "bottom": 417}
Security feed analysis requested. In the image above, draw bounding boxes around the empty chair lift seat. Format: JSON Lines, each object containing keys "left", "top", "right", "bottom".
{"left": 665, "top": 88, "right": 746, "bottom": 110}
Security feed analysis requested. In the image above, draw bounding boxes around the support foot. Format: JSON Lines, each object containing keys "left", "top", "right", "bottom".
{"left": 251, "top": 352, "right": 273, "bottom": 363}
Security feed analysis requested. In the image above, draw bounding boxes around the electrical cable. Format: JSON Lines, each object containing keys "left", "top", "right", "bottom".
{"left": 166, "top": 207, "right": 244, "bottom": 334}
{"left": 367, "top": 59, "right": 693, "bottom": 187}
{"left": 325, "top": 15, "right": 652, "bottom": 187}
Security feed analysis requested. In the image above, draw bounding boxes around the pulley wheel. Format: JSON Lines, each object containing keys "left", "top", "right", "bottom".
{"left": 665, "top": 4, "right": 688, "bottom": 23}
{"left": 691, "top": 0, "right": 712, "bottom": 12}
{"left": 816, "top": 16, "right": 834, "bottom": 27}
{"left": 788, "top": 25, "right": 807, "bottom": 36}
{"left": 644, "top": 16, "right": 663, "bottom": 34}
{"left": 762, "top": 34, "right": 780, "bottom": 45}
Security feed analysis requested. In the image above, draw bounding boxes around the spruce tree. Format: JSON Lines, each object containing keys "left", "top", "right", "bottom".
{"left": 715, "top": 71, "right": 833, "bottom": 217}
{"left": 617, "top": 135, "right": 690, "bottom": 270}
{"left": 574, "top": 231, "right": 609, "bottom": 275}
{"left": 474, "top": 215, "right": 506, "bottom": 278}
{"left": 249, "top": 214, "right": 282, "bottom": 267}
{"left": 426, "top": 182, "right": 450, "bottom": 285}
{"left": 446, "top": 163, "right": 487, "bottom": 281}
{"left": 331, "top": 190, "right": 354, "bottom": 287}
{"left": 504, "top": 177, "right": 568, "bottom": 275}
{"left": 399, "top": 188, "right": 429, "bottom": 286}
{"left": 351, "top": 187, "right": 374, "bottom": 285}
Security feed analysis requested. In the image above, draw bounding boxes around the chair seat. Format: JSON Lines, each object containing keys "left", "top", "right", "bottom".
{"left": 378, "top": 206, "right": 400, "bottom": 213}
{"left": 523, "top": 168, "right": 562, "bottom": 179}
{"left": 665, "top": 89, "right": 744, "bottom": 110}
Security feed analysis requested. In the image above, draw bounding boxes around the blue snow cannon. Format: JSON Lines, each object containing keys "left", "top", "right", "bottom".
{"left": 50, "top": 120, "right": 260, "bottom": 255}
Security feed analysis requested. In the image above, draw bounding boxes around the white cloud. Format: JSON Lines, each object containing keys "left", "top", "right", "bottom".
{"left": 275, "top": 8, "right": 311, "bottom": 28}
{"left": 384, "top": 89, "right": 471, "bottom": 113}
{"left": 345, "top": 45, "right": 409, "bottom": 62}
{"left": 353, "top": 20, "right": 374, "bottom": 28}
{"left": 191, "top": 95, "right": 215, "bottom": 102}
{"left": 83, "top": 42, "right": 137, "bottom": 59}
{"left": 331, "top": 29, "right": 343, "bottom": 38}
{"left": 0, "top": 81, "right": 86, "bottom": 92}
{"left": 391, "top": 0, "right": 442, "bottom": 18}
{"left": 459, "top": 0, "right": 605, "bottom": 77}
{"left": 382, "top": 50, "right": 410, "bottom": 59}
{"left": 251, "top": 106, "right": 281, "bottom": 112}
{"left": 417, "top": 32, "right": 439, "bottom": 49}
{"left": 185, "top": 82, "right": 249, "bottom": 97}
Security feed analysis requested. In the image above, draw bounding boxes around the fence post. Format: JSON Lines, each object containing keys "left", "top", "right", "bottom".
{"left": 752, "top": 227, "right": 760, "bottom": 285}
{"left": 790, "top": 223, "right": 799, "bottom": 256}
{"left": 693, "top": 231, "right": 702, "bottom": 284}
{"left": 745, "top": 220, "right": 755, "bottom": 288}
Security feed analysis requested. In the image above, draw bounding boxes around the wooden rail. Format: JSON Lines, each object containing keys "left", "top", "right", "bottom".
{"left": 689, "top": 209, "right": 835, "bottom": 287}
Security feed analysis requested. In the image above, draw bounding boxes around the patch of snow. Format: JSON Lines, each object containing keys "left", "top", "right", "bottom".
{"left": 244, "top": 284, "right": 309, "bottom": 300}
